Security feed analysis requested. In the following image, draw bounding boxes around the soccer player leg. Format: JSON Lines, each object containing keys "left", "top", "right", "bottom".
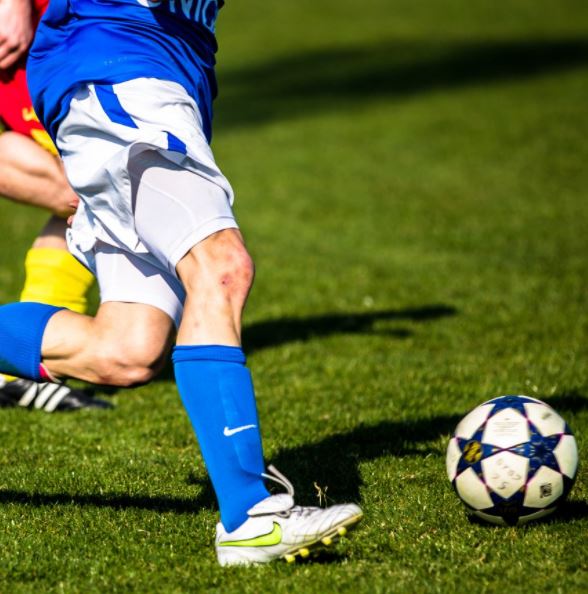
{"left": 130, "top": 152, "right": 269, "bottom": 532}
{"left": 39, "top": 245, "right": 176, "bottom": 387}
{"left": 0, "top": 241, "right": 175, "bottom": 387}
{"left": 0, "top": 132, "right": 95, "bottom": 409}
{"left": 0, "top": 131, "right": 77, "bottom": 217}
{"left": 0, "top": 133, "right": 91, "bottom": 313}
{"left": 173, "top": 226, "right": 363, "bottom": 565}
{"left": 21, "top": 216, "right": 94, "bottom": 315}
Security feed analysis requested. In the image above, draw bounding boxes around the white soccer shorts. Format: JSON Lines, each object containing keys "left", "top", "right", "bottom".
{"left": 56, "top": 78, "right": 239, "bottom": 325}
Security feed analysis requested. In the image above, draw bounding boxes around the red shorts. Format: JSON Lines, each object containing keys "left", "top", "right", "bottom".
{"left": 0, "top": 0, "right": 55, "bottom": 153}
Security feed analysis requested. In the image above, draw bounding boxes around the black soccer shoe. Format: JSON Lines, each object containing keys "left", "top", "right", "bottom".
{"left": 0, "top": 378, "right": 112, "bottom": 412}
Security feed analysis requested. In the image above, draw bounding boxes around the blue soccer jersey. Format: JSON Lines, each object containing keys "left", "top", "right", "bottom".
{"left": 27, "top": 0, "right": 224, "bottom": 142}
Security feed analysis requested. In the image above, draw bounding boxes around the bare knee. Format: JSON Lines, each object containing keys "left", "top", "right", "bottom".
{"left": 178, "top": 229, "right": 255, "bottom": 308}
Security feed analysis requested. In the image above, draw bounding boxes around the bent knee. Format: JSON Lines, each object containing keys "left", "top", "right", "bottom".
{"left": 219, "top": 246, "right": 255, "bottom": 297}
{"left": 180, "top": 230, "right": 255, "bottom": 300}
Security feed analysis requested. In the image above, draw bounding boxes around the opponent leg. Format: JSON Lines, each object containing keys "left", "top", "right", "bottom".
{"left": 21, "top": 216, "right": 94, "bottom": 313}
{"left": 0, "top": 238, "right": 177, "bottom": 387}
{"left": 0, "top": 131, "right": 77, "bottom": 217}
{"left": 0, "top": 132, "right": 97, "bottom": 410}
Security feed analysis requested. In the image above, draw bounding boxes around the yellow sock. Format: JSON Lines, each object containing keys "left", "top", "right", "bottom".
{"left": 20, "top": 247, "right": 94, "bottom": 313}
{"left": 2, "top": 248, "right": 94, "bottom": 384}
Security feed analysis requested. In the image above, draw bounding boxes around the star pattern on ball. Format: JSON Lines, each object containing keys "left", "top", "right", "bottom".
{"left": 454, "top": 427, "right": 498, "bottom": 478}
{"left": 508, "top": 423, "right": 562, "bottom": 478}
{"left": 447, "top": 395, "right": 578, "bottom": 525}
{"left": 487, "top": 394, "right": 537, "bottom": 416}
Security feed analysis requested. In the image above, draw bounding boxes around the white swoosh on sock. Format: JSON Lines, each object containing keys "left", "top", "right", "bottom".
{"left": 223, "top": 424, "right": 257, "bottom": 437}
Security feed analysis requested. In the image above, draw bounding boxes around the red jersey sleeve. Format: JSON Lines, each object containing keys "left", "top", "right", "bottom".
{"left": 0, "top": 0, "right": 57, "bottom": 154}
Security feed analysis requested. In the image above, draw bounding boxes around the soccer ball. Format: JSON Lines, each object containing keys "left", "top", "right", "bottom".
{"left": 446, "top": 395, "right": 578, "bottom": 525}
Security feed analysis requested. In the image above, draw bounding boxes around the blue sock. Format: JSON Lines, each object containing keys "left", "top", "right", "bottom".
{"left": 172, "top": 345, "right": 270, "bottom": 531}
{"left": 0, "top": 303, "right": 63, "bottom": 380}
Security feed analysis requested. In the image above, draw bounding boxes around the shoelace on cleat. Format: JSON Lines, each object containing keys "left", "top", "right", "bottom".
{"left": 261, "top": 465, "right": 296, "bottom": 496}
{"left": 262, "top": 466, "right": 339, "bottom": 519}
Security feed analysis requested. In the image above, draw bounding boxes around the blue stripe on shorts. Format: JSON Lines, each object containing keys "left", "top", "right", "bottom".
{"left": 166, "top": 132, "right": 187, "bottom": 154}
{"left": 95, "top": 85, "right": 138, "bottom": 128}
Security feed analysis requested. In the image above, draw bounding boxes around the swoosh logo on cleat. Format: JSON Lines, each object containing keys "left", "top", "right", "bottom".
{"left": 220, "top": 522, "right": 282, "bottom": 547}
{"left": 223, "top": 424, "right": 257, "bottom": 437}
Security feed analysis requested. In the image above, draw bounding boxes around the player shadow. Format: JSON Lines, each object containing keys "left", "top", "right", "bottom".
{"left": 252, "top": 390, "right": 588, "bottom": 517}
{"left": 0, "top": 414, "right": 462, "bottom": 515}
{"left": 0, "top": 489, "right": 198, "bottom": 514}
{"left": 548, "top": 499, "right": 588, "bottom": 523}
{"left": 187, "top": 413, "right": 463, "bottom": 511}
{"left": 274, "top": 389, "right": 588, "bottom": 503}
{"left": 69, "top": 304, "right": 456, "bottom": 395}
{"left": 215, "top": 37, "right": 588, "bottom": 131}
{"left": 242, "top": 303, "right": 456, "bottom": 353}
{"left": 0, "top": 391, "right": 585, "bottom": 531}
{"left": 151, "top": 303, "right": 457, "bottom": 383}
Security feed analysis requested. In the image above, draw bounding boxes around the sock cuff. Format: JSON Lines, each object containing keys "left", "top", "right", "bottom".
{"left": 172, "top": 345, "right": 246, "bottom": 365}
{"left": 25, "top": 248, "right": 94, "bottom": 292}
{"left": 0, "top": 302, "right": 64, "bottom": 380}
{"left": 21, "top": 248, "right": 94, "bottom": 314}
{"left": 25, "top": 248, "right": 93, "bottom": 278}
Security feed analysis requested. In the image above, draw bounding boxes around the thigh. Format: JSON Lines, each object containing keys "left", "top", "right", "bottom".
{"left": 129, "top": 149, "right": 239, "bottom": 276}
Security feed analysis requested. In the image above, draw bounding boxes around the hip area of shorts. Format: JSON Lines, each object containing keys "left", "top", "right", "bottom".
{"left": 59, "top": 79, "right": 234, "bottom": 267}
{"left": 56, "top": 78, "right": 214, "bottom": 170}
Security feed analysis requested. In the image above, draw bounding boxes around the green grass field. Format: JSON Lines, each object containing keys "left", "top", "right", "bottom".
{"left": 1, "top": 1, "right": 587, "bottom": 591}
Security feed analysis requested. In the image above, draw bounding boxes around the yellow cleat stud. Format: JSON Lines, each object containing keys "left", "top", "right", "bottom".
{"left": 337, "top": 526, "right": 347, "bottom": 536}
{"left": 285, "top": 554, "right": 296, "bottom": 563}
{"left": 322, "top": 536, "right": 333, "bottom": 546}
{"left": 299, "top": 548, "right": 310, "bottom": 558}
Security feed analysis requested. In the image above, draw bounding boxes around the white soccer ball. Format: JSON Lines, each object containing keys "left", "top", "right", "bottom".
{"left": 446, "top": 395, "right": 578, "bottom": 525}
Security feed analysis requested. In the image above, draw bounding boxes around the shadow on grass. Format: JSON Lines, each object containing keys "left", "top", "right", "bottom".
{"left": 152, "top": 304, "right": 457, "bottom": 383}
{"left": 0, "top": 413, "right": 460, "bottom": 515}
{"left": 216, "top": 38, "right": 588, "bottom": 131}
{"left": 543, "top": 390, "right": 588, "bottom": 416}
{"left": 0, "top": 490, "right": 198, "bottom": 514}
{"left": 0, "top": 401, "right": 585, "bottom": 525}
{"left": 467, "top": 499, "right": 588, "bottom": 527}
{"left": 259, "top": 415, "right": 461, "bottom": 502}
{"left": 262, "top": 390, "right": 588, "bottom": 505}
{"left": 2, "top": 391, "right": 584, "bottom": 522}
{"left": 242, "top": 304, "right": 456, "bottom": 353}
{"left": 187, "top": 414, "right": 463, "bottom": 510}
{"left": 550, "top": 499, "right": 588, "bottom": 523}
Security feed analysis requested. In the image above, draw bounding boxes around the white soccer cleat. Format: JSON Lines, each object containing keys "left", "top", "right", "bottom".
{"left": 216, "top": 466, "right": 363, "bottom": 566}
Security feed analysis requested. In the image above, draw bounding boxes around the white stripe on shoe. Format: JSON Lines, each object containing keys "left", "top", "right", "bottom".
{"left": 33, "top": 383, "right": 61, "bottom": 410}
{"left": 45, "top": 386, "right": 73, "bottom": 412}
{"left": 18, "top": 382, "right": 41, "bottom": 407}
